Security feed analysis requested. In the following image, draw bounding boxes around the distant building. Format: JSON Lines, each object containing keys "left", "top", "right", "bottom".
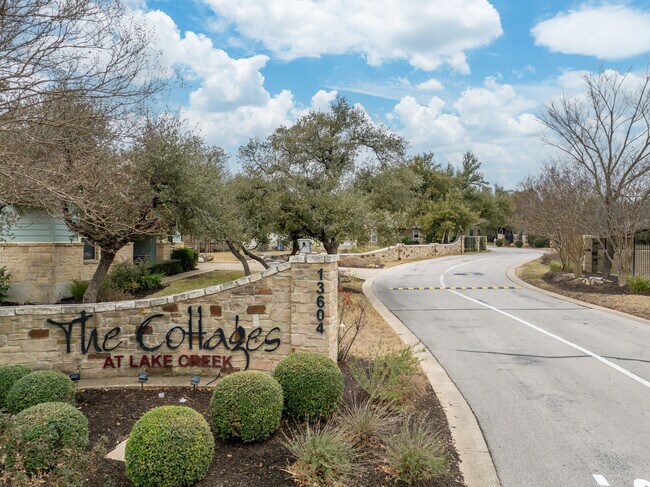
{"left": 0, "top": 210, "right": 180, "bottom": 304}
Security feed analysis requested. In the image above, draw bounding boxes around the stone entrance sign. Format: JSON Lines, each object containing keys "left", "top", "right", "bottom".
{"left": 0, "top": 255, "right": 338, "bottom": 384}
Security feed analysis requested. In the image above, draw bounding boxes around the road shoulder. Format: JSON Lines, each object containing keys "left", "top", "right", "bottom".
{"left": 362, "top": 264, "right": 501, "bottom": 487}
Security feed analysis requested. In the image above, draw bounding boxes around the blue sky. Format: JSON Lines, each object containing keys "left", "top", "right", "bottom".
{"left": 134, "top": 0, "right": 650, "bottom": 188}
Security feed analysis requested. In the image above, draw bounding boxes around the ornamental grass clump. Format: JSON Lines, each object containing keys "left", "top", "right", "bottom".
{"left": 4, "top": 402, "right": 89, "bottom": 474}
{"left": 125, "top": 406, "right": 214, "bottom": 487}
{"left": 384, "top": 416, "right": 449, "bottom": 484}
{"left": 0, "top": 365, "right": 31, "bottom": 409}
{"left": 274, "top": 352, "right": 344, "bottom": 420}
{"left": 349, "top": 346, "right": 422, "bottom": 404}
{"left": 282, "top": 422, "right": 355, "bottom": 487}
{"left": 5, "top": 370, "right": 75, "bottom": 413}
{"left": 335, "top": 396, "right": 398, "bottom": 447}
{"left": 210, "top": 371, "right": 283, "bottom": 442}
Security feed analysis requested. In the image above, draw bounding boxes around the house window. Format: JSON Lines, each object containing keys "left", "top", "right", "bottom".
{"left": 370, "top": 232, "right": 378, "bottom": 243}
{"left": 82, "top": 238, "right": 96, "bottom": 261}
{"left": 412, "top": 229, "right": 420, "bottom": 241}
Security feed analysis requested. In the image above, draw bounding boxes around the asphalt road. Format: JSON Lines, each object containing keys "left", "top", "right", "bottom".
{"left": 373, "top": 248, "right": 650, "bottom": 487}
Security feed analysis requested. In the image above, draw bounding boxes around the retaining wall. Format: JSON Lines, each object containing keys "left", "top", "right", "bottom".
{"left": 0, "top": 255, "right": 338, "bottom": 384}
{"left": 338, "top": 238, "right": 464, "bottom": 267}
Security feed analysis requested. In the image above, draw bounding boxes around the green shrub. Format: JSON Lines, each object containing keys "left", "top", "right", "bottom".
{"left": 210, "top": 371, "right": 283, "bottom": 442}
{"left": 533, "top": 237, "right": 549, "bottom": 248}
{"left": 68, "top": 280, "right": 89, "bottom": 301}
{"left": 0, "top": 365, "right": 31, "bottom": 409}
{"left": 171, "top": 247, "right": 199, "bottom": 272}
{"left": 5, "top": 370, "right": 75, "bottom": 413}
{"left": 629, "top": 276, "right": 650, "bottom": 294}
{"left": 0, "top": 266, "right": 10, "bottom": 303}
{"left": 151, "top": 259, "right": 183, "bottom": 276}
{"left": 274, "top": 352, "right": 344, "bottom": 420}
{"left": 495, "top": 239, "right": 504, "bottom": 247}
{"left": 104, "top": 261, "right": 164, "bottom": 295}
{"left": 349, "top": 346, "right": 421, "bottom": 404}
{"left": 125, "top": 406, "right": 214, "bottom": 487}
{"left": 282, "top": 422, "right": 355, "bottom": 486}
{"left": 515, "top": 240, "right": 524, "bottom": 248}
{"left": 4, "top": 402, "right": 88, "bottom": 474}
{"left": 384, "top": 417, "right": 449, "bottom": 484}
{"left": 548, "top": 261, "right": 563, "bottom": 272}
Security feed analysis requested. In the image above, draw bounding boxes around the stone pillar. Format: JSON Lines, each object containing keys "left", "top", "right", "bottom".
{"left": 289, "top": 254, "right": 338, "bottom": 361}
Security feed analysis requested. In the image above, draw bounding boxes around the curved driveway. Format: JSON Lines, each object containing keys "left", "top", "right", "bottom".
{"left": 373, "top": 248, "right": 650, "bottom": 487}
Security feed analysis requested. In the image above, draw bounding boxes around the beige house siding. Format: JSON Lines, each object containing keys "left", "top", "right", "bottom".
{"left": 0, "top": 243, "right": 133, "bottom": 304}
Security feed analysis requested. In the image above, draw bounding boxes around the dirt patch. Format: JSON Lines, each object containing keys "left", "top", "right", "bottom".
{"left": 339, "top": 275, "right": 403, "bottom": 356}
{"left": 517, "top": 258, "right": 650, "bottom": 321}
{"left": 78, "top": 362, "right": 464, "bottom": 487}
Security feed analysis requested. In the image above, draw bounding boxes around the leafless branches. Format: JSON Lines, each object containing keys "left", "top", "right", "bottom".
{"left": 516, "top": 162, "right": 595, "bottom": 276}
{"left": 540, "top": 70, "right": 650, "bottom": 282}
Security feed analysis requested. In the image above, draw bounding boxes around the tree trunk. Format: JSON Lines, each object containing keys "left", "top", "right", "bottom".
{"left": 291, "top": 239, "right": 299, "bottom": 255}
{"left": 602, "top": 240, "right": 614, "bottom": 278}
{"left": 84, "top": 249, "right": 116, "bottom": 303}
{"left": 322, "top": 239, "right": 339, "bottom": 254}
{"left": 242, "top": 246, "right": 269, "bottom": 269}
{"left": 226, "top": 240, "right": 250, "bottom": 275}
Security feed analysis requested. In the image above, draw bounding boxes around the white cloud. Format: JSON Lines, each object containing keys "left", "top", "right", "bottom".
{"left": 390, "top": 78, "right": 548, "bottom": 186}
{"left": 140, "top": 10, "right": 303, "bottom": 149}
{"left": 416, "top": 78, "right": 444, "bottom": 91}
{"left": 203, "top": 0, "right": 503, "bottom": 72}
{"left": 310, "top": 90, "right": 338, "bottom": 112}
{"left": 531, "top": 4, "right": 650, "bottom": 59}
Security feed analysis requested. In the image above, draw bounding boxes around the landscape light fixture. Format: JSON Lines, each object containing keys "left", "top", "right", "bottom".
{"left": 69, "top": 372, "right": 80, "bottom": 389}
{"left": 191, "top": 375, "right": 200, "bottom": 390}
{"left": 138, "top": 372, "right": 149, "bottom": 390}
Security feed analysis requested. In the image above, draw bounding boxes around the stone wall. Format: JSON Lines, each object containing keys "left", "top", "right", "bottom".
{"left": 0, "top": 255, "right": 338, "bottom": 386}
{"left": 338, "top": 238, "right": 464, "bottom": 267}
{"left": 0, "top": 243, "right": 133, "bottom": 304}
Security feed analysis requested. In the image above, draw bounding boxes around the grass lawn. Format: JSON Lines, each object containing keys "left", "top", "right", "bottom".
{"left": 339, "top": 275, "right": 403, "bottom": 357}
{"left": 151, "top": 270, "right": 244, "bottom": 297}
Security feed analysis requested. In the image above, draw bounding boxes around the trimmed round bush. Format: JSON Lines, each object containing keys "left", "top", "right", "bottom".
{"left": 533, "top": 237, "right": 549, "bottom": 248}
{"left": 0, "top": 365, "right": 31, "bottom": 409}
{"left": 515, "top": 240, "right": 524, "bottom": 248}
{"left": 5, "top": 402, "right": 88, "bottom": 473}
{"left": 125, "top": 406, "right": 214, "bottom": 487}
{"left": 5, "top": 370, "right": 75, "bottom": 413}
{"left": 274, "top": 352, "right": 344, "bottom": 420}
{"left": 495, "top": 239, "right": 504, "bottom": 247}
{"left": 210, "top": 371, "right": 283, "bottom": 442}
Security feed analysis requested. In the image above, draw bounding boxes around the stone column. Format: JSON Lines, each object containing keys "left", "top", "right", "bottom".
{"left": 289, "top": 254, "right": 338, "bottom": 361}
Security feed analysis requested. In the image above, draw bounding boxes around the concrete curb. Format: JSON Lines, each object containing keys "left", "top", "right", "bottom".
{"left": 507, "top": 256, "right": 650, "bottom": 327}
{"left": 362, "top": 264, "right": 500, "bottom": 487}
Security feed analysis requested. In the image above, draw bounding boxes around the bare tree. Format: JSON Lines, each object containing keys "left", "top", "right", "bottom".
{"left": 541, "top": 70, "right": 650, "bottom": 283}
{"left": 515, "top": 162, "right": 595, "bottom": 277}
{"left": 0, "top": 0, "right": 164, "bottom": 134}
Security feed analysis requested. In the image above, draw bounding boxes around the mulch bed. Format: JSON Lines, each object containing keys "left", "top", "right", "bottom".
{"left": 78, "top": 363, "right": 465, "bottom": 487}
